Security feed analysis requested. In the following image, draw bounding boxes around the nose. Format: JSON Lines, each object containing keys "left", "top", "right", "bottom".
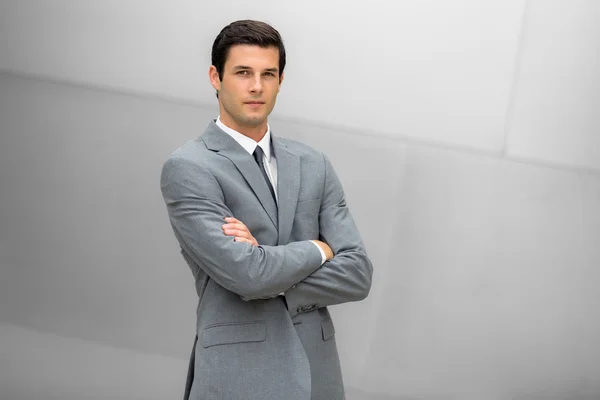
{"left": 249, "top": 73, "right": 263, "bottom": 93}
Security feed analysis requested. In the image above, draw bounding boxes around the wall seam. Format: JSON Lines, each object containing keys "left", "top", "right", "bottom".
{"left": 501, "top": 0, "right": 531, "bottom": 158}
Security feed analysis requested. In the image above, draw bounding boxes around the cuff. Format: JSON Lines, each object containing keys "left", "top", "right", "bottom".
{"left": 310, "top": 240, "right": 327, "bottom": 265}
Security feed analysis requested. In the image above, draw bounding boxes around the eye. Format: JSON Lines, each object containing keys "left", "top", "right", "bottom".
{"left": 237, "top": 70, "right": 250, "bottom": 75}
{"left": 263, "top": 72, "right": 275, "bottom": 77}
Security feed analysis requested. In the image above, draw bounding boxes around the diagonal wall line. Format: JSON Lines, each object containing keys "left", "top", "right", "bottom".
{"left": 501, "top": 0, "right": 531, "bottom": 158}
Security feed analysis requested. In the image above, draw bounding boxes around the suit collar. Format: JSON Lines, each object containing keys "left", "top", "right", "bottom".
{"left": 202, "top": 121, "right": 301, "bottom": 245}
{"left": 272, "top": 136, "right": 300, "bottom": 245}
{"left": 202, "top": 121, "right": 279, "bottom": 229}
{"left": 215, "top": 116, "right": 273, "bottom": 161}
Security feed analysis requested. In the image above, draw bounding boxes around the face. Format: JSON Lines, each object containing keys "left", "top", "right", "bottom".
{"left": 209, "top": 45, "right": 284, "bottom": 136}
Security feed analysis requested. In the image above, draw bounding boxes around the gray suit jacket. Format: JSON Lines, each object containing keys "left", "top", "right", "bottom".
{"left": 160, "top": 121, "right": 373, "bottom": 400}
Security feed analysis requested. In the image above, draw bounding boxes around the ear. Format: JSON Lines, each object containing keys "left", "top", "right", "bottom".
{"left": 278, "top": 71, "right": 284, "bottom": 92}
{"left": 208, "top": 65, "right": 221, "bottom": 91}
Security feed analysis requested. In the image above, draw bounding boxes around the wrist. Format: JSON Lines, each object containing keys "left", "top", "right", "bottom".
{"left": 310, "top": 240, "right": 327, "bottom": 265}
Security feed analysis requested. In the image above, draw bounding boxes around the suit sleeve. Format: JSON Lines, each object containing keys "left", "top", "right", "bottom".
{"left": 284, "top": 153, "right": 373, "bottom": 317}
{"left": 160, "top": 156, "right": 323, "bottom": 300}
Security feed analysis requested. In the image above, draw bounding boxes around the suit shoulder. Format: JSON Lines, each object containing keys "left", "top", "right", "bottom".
{"left": 163, "top": 137, "right": 210, "bottom": 164}
{"left": 160, "top": 137, "right": 218, "bottom": 183}
{"left": 160, "top": 137, "right": 222, "bottom": 189}
{"left": 278, "top": 137, "right": 324, "bottom": 159}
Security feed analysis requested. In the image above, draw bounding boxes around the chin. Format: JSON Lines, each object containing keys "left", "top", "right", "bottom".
{"left": 243, "top": 116, "right": 266, "bottom": 127}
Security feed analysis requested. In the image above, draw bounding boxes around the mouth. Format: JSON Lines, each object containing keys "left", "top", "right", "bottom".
{"left": 244, "top": 101, "right": 265, "bottom": 109}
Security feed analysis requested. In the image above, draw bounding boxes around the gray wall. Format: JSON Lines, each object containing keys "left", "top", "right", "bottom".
{"left": 1, "top": 1, "right": 599, "bottom": 399}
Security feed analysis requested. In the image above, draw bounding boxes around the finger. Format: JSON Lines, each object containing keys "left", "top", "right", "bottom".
{"left": 224, "top": 217, "right": 242, "bottom": 224}
{"left": 223, "top": 224, "right": 251, "bottom": 235}
{"left": 222, "top": 222, "right": 248, "bottom": 231}
{"left": 223, "top": 229, "right": 242, "bottom": 237}
{"left": 233, "top": 237, "right": 253, "bottom": 244}
{"left": 224, "top": 229, "right": 250, "bottom": 238}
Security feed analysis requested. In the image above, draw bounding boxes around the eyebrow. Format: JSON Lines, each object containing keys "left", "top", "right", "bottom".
{"left": 232, "top": 65, "right": 279, "bottom": 73}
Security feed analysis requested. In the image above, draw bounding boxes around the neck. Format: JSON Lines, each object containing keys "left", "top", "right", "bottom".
{"left": 219, "top": 114, "right": 267, "bottom": 143}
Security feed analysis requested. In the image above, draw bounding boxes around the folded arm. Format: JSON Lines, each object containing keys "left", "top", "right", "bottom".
{"left": 283, "top": 154, "right": 373, "bottom": 316}
{"left": 160, "top": 156, "right": 323, "bottom": 299}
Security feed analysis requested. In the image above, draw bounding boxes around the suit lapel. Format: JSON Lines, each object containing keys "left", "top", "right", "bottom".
{"left": 202, "top": 121, "right": 278, "bottom": 229}
{"left": 272, "top": 136, "right": 300, "bottom": 245}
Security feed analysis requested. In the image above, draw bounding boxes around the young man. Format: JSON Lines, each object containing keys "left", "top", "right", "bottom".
{"left": 160, "top": 20, "right": 373, "bottom": 400}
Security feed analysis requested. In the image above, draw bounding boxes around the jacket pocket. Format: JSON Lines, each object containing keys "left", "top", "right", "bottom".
{"left": 321, "top": 317, "right": 336, "bottom": 341}
{"left": 202, "top": 321, "right": 266, "bottom": 348}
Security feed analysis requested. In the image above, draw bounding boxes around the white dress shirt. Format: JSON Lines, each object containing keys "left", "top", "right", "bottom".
{"left": 216, "top": 117, "right": 326, "bottom": 265}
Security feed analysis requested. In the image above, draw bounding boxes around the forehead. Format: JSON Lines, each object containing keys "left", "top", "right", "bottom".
{"left": 225, "top": 45, "right": 280, "bottom": 69}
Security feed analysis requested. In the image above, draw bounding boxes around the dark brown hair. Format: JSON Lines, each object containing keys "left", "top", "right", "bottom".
{"left": 211, "top": 20, "right": 286, "bottom": 82}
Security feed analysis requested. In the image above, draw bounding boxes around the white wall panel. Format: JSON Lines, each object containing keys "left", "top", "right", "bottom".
{"left": 273, "top": 0, "right": 525, "bottom": 152}
{"left": 0, "top": 73, "right": 215, "bottom": 358}
{"left": 0, "top": 0, "right": 525, "bottom": 151}
{"left": 361, "top": 145, "right": 600, "bottom": 399}
{"left": 506, "top": 0, "right": 600, "bottom": 170}
{"left": 0, "top": 0, "right": 208, "bottom": 101}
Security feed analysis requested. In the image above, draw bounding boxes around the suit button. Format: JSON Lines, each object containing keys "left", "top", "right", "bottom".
{"left": 297, "top": 306, "right": 304, "bottom": 313}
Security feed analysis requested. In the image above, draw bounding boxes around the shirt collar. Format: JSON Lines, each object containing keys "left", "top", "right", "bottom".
{"left": 216, "top": 116, "right": 272, "bottom": 161}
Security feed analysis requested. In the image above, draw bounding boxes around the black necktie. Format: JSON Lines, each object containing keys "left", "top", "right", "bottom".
{"left": 253, "top": 145, "right": 277, "bottom": 205}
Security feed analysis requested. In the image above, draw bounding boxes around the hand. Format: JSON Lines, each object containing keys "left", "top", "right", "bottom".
{"left": 312, "top": 240, "right": 334, "bottom": 261}
{"left": 222, "top": 217, "right": 258, "bottom": 246}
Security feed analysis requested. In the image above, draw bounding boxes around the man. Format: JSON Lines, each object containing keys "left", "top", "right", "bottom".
{"left": 160, "top": 20, "right": 373, "bottom": 400}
